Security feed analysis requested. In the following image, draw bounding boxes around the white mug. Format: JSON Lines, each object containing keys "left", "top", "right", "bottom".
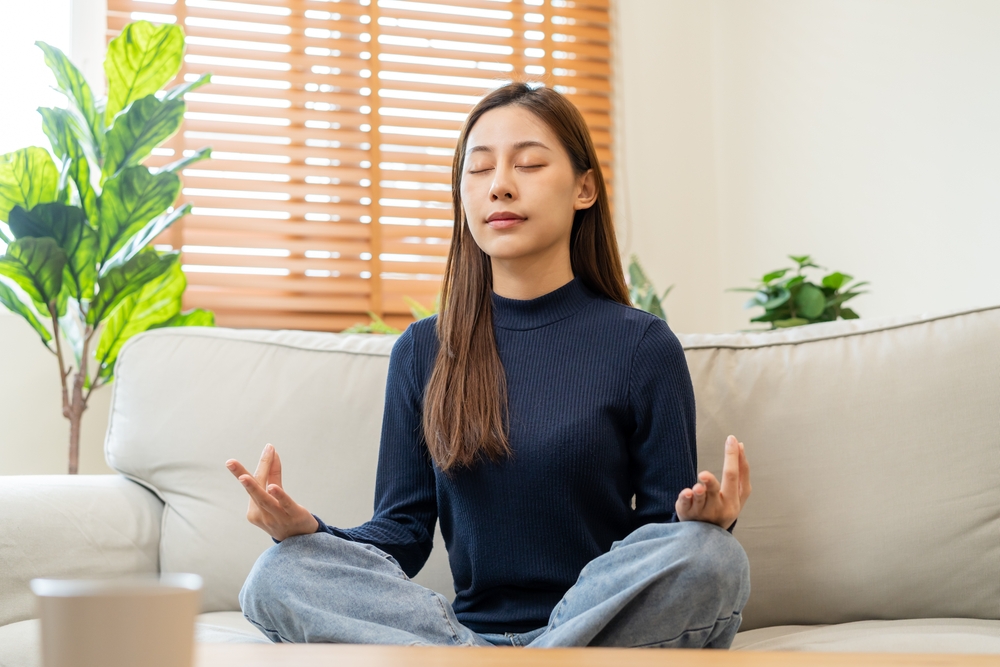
{"left": 31, "top": 573, "right": 202, "bottom": 667}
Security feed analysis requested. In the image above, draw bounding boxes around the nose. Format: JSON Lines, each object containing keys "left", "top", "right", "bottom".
{"left": 489, "top": 163, "right": 516, "bottom": 201}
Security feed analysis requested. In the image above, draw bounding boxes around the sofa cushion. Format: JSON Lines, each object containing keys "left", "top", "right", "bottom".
{"left": 0, "top": 475, "right": 161, "bottom": 628}
{"left": 732, "top": 618, "right": 1000, "bottom": 652}
{"left": 105, "top": 328, "right": 453, "bottom": 613}
{"left": 195, "top": 611, "right": 270, "bottom": 644}
{"left": 678, "top": 305, "right": 1000, "bottom": 630}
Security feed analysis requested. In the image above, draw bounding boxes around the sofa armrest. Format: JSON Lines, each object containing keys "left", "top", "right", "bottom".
{"left": 0, "top": 475, "right": 163, "bottom": 627}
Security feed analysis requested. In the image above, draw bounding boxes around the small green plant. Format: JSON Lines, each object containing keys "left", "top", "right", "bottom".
{"left": 729, "top": 255, "right": 869, "bottom": 329}
{"left": 628, "top": 254, "right": 673, "bottom": 321}
{"left": 0, "top": 21, "right": 213, "bottom": 473}
{"left": 343, "top": 294, "right": 440, "bottom": 334}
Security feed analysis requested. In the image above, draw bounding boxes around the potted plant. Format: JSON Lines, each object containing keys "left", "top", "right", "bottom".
{"left": 729, "top": 255, "right": 869, "bottom": 330}
{"left": 628, "top": 254, "right": 673, "bottom": 321}
{"left": 0, "top": 21, "right": 214, "bottom": 473}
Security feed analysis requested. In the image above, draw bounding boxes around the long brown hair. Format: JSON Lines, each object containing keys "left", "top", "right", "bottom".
{"left": 422, "top": 80, "right": 631, "bottom": 473}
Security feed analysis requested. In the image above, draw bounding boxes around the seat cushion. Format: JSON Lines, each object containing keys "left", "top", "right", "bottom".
{"left": 733, "top": 618, "right": 1000, "bottom": 652}
{"left": 194, "top": 611, "right": 270, "bottom": 644}
{"left": 678, "top": 305, "right": 1000, "bottom": 630}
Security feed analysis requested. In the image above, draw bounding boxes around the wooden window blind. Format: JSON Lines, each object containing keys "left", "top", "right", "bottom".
{"left": 107, "top": 0, "right": 613, "bottom": 331}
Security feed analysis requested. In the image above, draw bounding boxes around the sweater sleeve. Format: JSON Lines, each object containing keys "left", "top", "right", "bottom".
{"left": 311, "top": 323, "right": 439, "bottom": 576}
{"left": 627, "top": 318, "right": 737, "bottom": 535}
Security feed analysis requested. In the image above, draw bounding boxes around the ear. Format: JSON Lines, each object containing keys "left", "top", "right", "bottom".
{"left": 573, "top": 168, "right": 598, "bottom": 210}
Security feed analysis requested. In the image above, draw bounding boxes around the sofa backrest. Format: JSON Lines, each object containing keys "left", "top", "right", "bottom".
{"left": 105, "top": 328, "right": 452, "bottom": 612}
{"left": 105, "top": 305, "right": 1000, "bottom": 628}
{"left": 679, "top": 305, "right": 1000, "bottom": 630}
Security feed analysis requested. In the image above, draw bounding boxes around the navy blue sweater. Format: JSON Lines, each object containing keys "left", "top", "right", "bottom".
{"left": 315, "top": 276, "right": 715, "bottom": 634}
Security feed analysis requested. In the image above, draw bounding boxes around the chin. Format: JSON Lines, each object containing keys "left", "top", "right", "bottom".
{"left": 478, "top": 238, "right": 537, "bottom": 261}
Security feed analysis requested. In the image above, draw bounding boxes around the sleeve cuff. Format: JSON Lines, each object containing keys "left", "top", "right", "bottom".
{"left": 271, "top": 513, "right": 329, "bottom": 545}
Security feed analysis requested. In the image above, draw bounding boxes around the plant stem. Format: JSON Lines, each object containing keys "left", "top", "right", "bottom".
{"left": 51, "top": 308, "right": 91, "bottom": 474}
{"left": 50, "top": 309, "right": 71, "bottom": 421}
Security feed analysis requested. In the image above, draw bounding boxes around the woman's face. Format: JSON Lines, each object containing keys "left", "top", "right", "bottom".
{"left": 459, "top": 105, "right": 596, "bottom": 263}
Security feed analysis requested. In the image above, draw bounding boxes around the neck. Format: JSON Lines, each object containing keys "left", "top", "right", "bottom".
{"left": 490, "top": 246, "right": 574, "bottom": 300}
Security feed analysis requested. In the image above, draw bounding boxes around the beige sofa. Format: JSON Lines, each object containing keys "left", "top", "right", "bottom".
{"left": 1, "top": 304, "right": 999, "bottom": 664}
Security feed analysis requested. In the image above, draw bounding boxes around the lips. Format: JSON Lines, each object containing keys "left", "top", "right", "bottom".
{"left": 486, "top": 212, "right": 525, "bottom": 229}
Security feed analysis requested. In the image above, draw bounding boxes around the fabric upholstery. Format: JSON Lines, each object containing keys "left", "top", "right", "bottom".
{"left": 103, "top": 306, "right": 1000, "bottom": 627}
{"left": 105, "top": 327, "right": 453, "bottom": 612}
{"left": 731, "top": 618, "right": 1000, "bottom": 652}
{"left": 679, "top": 305, "right": 1000, "bottom": 630}
{"left": 0, "top": 475, "right": 161, "bottom": 628}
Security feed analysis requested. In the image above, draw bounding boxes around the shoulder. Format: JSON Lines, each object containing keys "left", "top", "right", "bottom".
{"left": 403, "top": 314, "right": 439, "bottom": 349}
{"left": 391, "top": 315, "right": 439, "bottom": 380}
{"left": 586, "top": 296, "right": 680, "bottom": 354}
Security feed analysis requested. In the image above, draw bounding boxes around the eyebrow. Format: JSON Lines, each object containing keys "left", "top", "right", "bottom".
{"left": 467, "top": 140, "right": 552, "bottom": 155}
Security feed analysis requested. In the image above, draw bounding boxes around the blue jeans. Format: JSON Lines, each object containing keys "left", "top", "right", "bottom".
{"left": 239, "top": 520, "right": 750, "bottom": 648}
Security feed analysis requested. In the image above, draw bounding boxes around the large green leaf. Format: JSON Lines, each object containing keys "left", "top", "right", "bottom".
{"left": 39, "top": 107, "right": 98, "bottom": 224}
{"left": 153, "top": 308, "right": 214, "bottom": 329}
{"left": 163, "top": 71, "right": 212, "bottom": 101}
{"left": 88, "top": 249, "right": 177, "bottom": 325}
{"left": 103, "top": 94, "right": 185, "bottom": 181}
{"left": 762, "top": 287, "right": 791, "bottom": 310}
{"left": 628, "top": 255, "right": 651, "bottom": 291}
{"left": 59, "top": 298, "right": 86, "bottom": 367}
{"left": 157, "top": 147, "right": 211, "bottom": 174}
{"left": 821, "top": 272, "right": 852, "bottom": 291}
{"left": 96, "top": 260, "right": 185, "bottom": 380}
{"left": 98, "top": 165, "right": 181, "bottom": 266}
{"left": 36, "top": 42, "right": 103, "bottom": 161}
{"left": 795, "top": 283, "right": 827, "bottom": 320}
{"left": 105, "top": 21, "right": 184, "bottom": 124}
{"left": 103, "top": 202, "right": 191, "bottom": 273}
{"left": 0, "top": 237, "right": 66, "bottom": 315}
{"left": 0, "top": 278, "right": 52, "bottom": 344}
{"left": 761, "top": 269, "right": 789, "bottom": 284}
{"left": 0, "top": 147, "right": 60, "bottom": 224}
{"left": 8, "top": 203, "right": 98, "bottom": 301}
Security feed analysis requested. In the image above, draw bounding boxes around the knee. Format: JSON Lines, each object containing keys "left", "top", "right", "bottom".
{"left": 239, "top": 534, "right": 318, "bottom": 616}
{"left": 632, "top": 521, "right": 750, "bottom": 607}
{"left": 671, "top": 522, "right": 750, "bottom": 606}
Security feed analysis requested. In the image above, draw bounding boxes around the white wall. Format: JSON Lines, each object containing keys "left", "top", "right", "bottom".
{"left": 616, "top": 0, "right": 1000, "bottom": 333}
{"left": 0, "top": 313, "right": 114, "bottom": 474}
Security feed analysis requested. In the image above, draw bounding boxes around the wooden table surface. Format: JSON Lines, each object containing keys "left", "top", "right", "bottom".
{"left": 197, "top": 644, "right": 1000, "bottom": 666}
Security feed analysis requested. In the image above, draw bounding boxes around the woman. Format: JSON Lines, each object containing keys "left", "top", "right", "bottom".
{"left": 226, "top": 81, "right": 752, "bottom": 649}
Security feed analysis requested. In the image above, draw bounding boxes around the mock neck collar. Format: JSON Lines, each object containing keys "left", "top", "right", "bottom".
{"left": 490, "top": 276, "right": 598, "bottom": 331}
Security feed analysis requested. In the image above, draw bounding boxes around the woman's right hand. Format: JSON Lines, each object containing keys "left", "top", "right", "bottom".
{"left": 226, "top": 443, "right": 319, "bottom": 542}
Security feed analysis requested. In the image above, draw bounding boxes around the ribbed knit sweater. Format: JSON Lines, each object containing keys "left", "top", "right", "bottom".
{"left": 314, "top": 276, "right": 716, "bottom": 634}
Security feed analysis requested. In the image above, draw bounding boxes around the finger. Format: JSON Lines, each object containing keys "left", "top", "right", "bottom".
{"left": 225, "top": 459, "right": 252, "bottom": 480}
{"left": 690, "top": 482, "right": 708, "bottom": 515}
{"left": 738, "top": 441, "right": 751, "bottom": 503}
{"left": 721, "top": 435, "right": 740, "bottom": 500}
{"left": 698, "top": 471, "right": 721, "bottom": 497}
{"left": 269, "top": 448, "right": 283, "bottom": 489}
{"left": 676, "top": 488, "right": 694, "bottom": 517}
{"left": 253, "top": 443, "right": 274, "bottom": 488}
{"left": 267, "top": 483, "right": 295, "bottom": 512}
{"left": 239, "top": 473, "right": 282, "bottom": 515}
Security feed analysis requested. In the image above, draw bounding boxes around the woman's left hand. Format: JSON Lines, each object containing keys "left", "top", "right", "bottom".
{"left": 675, "top": 435, "right": 751, "bottom": 530}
